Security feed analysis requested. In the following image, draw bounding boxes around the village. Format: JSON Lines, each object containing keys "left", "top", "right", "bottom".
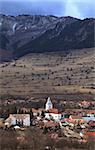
{"left": 0, "top": 96, "right": 95, "bottom": 150}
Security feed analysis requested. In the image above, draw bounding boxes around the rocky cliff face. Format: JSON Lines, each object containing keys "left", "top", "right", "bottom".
{"left": 0, "top": 14, "right": 94, "bottom": 59}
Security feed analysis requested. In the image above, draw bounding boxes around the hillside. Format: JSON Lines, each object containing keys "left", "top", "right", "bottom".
{"left": 0, "top": 49, "right": 13, "bottom": 62}
{"left": 0, "top": 48, "right": 95, "bottom": 97}
{"left": 0, "top": 14, "right": 94, "bottom": 59}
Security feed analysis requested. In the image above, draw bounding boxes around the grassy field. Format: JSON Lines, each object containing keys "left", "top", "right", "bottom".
{"left": 0, "top": 48, "right": 95, "bottom": 97}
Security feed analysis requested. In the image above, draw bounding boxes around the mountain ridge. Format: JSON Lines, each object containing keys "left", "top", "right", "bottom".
{"left": 0, "top": 14, "right": 94, "bottom": 60}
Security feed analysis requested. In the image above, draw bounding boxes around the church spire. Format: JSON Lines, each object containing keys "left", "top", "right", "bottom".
{"left": 45, "top": 97, "right": 53, "bottom": 111}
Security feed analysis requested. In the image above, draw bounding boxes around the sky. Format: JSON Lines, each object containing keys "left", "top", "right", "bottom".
{"left": 0, "top": 0, "right": 95, "bottom": 19}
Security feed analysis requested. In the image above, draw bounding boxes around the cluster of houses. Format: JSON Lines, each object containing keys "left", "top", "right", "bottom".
{"left": 4, "top": 97, "right": 62, "bottom": 127}
{"left": 0, "top": 97, "right": 95, "bottom": 141}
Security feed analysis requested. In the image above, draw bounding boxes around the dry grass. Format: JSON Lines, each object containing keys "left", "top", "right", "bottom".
{"left": 0, "top": 48, "right": 95, "bottom": 97}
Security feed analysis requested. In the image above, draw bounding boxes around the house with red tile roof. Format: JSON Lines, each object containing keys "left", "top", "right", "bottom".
{"left": 69, "top": 115, "right": 83, "bottom": 123}
{"left": 45, "top": 108, "right": 62, "bottom": 121}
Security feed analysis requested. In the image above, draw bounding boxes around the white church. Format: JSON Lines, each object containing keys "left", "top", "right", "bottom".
{"left": 45, "top": 97, "right": 53, "bottom": 111}
{"left": 45, "top": 97, "right": 62, "bottom": 121}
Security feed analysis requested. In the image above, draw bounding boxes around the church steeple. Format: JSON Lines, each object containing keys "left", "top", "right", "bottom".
{"left": 45, "top": 97, "right": 53, "bottom": 111}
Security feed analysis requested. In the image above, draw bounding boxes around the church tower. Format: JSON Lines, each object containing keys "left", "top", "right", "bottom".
{"left": 45, "top": 97, "right": 53, "bottom": 111}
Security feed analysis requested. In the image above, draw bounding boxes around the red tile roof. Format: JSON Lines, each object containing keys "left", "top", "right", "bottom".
{"left": 86, "top": 131, "right": 95, "bottom": 137}
{"left": 48, "top": 108, "right": 60, "bottom": 114}
{"left": 88, "top": 121, "right": 95, "bottom": 127}
{"left": 70, "top": 115, "right": 83, "bottom": 120}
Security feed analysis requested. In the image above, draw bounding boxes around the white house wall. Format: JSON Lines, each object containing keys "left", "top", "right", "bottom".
{"left": 51, "top": 113, "right": 61, "bottom": 121}
{"left": 23, "top": 117, "right": 30, "bottom": 126}
{"left": 45, "top": 113, "right": 61, "bottom": 121}
{"left": 7, "top": 115, "right": 30, "bottom": 126}
{"left": 11, "top": 117, "right": 16, "bottom": 125}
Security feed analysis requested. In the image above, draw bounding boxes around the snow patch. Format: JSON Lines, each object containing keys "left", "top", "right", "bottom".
{"left": 25, "top": 27, "right": 27, "bottom": 30}
{"left": 13, "top": 23, "right": 17, "bottom": 33}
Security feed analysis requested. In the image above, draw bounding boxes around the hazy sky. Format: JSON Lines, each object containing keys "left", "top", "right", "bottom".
{"left": 0, "top": 0, "right": 95, "bottom": 19}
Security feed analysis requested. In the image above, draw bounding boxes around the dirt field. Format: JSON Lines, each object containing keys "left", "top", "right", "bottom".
{"left": 0, "top": 48, "right": 95, "bottom": 97}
